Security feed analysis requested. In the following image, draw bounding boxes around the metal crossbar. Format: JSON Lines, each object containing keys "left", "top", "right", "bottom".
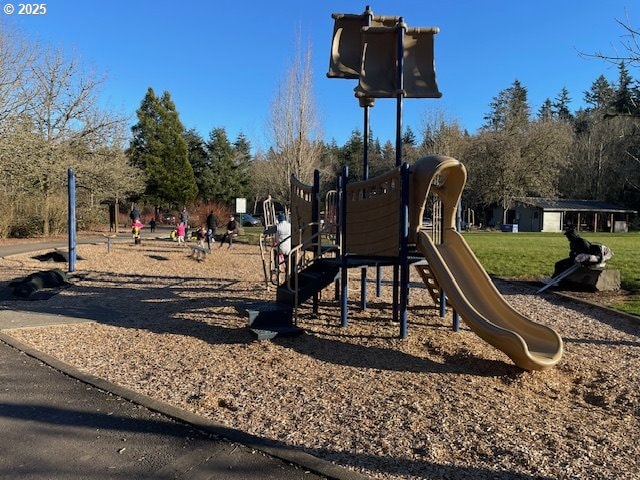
{"left": 536, "top": 264, "right": 581, "bottom": 294}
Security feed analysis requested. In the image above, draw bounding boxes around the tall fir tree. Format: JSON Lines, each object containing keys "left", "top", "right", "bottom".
{"left": 483, "top": 79, "right": 530, "bottom": 132}
{"left": 128, "top": 88, "right": 197, "bottom": 206}
{"left": 538, "top": 98, "right": 554, "bottom": 121}
{"left": 207, "top": 127, "right": 246, "bottom": 205}
{"left": 233, "top": 132, "right": 252, "bottom": 198}
{"left": 552, "top": 87, "right": 573, "bottom": 121}
{"left": 584, "top": 75, "right": 614, "bottom": 112}
{"left": 402, "top": 126, "right": 419, "bottom": 163}
{"left": 612, "top": 62, "right": 635, "bottom": 114}
{"left": 402, "top": 126, "right": 417, "bottom": 146}
{"left": 184, "top": 128, "right": 209, "bottom": 200}
{"left": 341, "top": 129, "right": 364, "bottom": 181}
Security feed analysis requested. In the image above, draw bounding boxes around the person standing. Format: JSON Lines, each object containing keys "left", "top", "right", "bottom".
{"left": 275, "top": 212, "right": 291, "bottom": 260}
{"left": 149, "top": 218, "right": 157, "bottom": 233}
{"left": 179, "top": 207, "right": 189, "bottom": 228}
{"left": 205, "top": 210, "right": 217, "bottom": 251}
{"left": 196, "top": 226, "right": 207, "bottom": 248}
{"left": 130, "top": 206, "right": 140, "bottom": 222}
{"left": 176, "top": 222, "right": 186, "bottom": 246}
{"left": 274, "top": 213, "right": 291, "bottom": 266}
{"left": 219, "top": 214, "right": 238, "bottom": 249}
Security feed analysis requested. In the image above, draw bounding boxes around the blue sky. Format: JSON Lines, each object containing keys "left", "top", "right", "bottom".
{"left": 3, "top": 1, "right": 639, "bottom": 151}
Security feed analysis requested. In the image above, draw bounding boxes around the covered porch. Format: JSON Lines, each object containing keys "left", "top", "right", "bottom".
{"left": 512, "top": 198, "right": 637, "bottom": 233}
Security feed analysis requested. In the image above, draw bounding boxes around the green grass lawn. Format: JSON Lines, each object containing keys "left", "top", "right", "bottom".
{"left": 463, "top": 231, "right": 640, "bottom": 315}
{"left": 238, "top": 226, "right": 264, "bottom": 245}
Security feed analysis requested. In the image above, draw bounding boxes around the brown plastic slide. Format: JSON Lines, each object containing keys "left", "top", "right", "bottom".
{"left": 410, "top": 155, "right": 563, "bottom": 370}
{"left": 417, "top": 229, "right": 563, "bottom": 370}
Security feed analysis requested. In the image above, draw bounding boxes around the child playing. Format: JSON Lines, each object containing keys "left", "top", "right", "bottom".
{"left": 176, "top": 222, "right": 186, "bottom": 246}
{"left": 131, "top": 218, "right": 144, "bottom": 245}
{"left": 196, "top": 226, "right": 207, "bottom": 248}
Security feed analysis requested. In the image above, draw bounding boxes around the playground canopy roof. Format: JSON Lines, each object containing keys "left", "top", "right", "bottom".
{"left": 516, "top": 197, "right": 637, "bottom": 214}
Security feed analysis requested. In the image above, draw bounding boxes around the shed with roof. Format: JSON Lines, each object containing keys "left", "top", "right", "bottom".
{"left": 510, "top": 197, "right": 636, "bottom": 232}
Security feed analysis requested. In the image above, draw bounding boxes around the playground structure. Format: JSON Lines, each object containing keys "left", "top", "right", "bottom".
{"left": 242, "top": 7, "right": 563, "bottom": 371}
{"left": 250, "top": 154, "right": 563, "bottom": 371}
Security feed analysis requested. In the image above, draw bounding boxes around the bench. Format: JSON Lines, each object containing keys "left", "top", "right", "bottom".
{"left": 189, "top": 245, "right": 209, "bottom": 261}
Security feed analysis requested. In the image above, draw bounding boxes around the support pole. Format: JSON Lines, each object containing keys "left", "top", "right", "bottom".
{"left": 360, "top": 267, "right": 367, "bottom": 310}
{"left": 399, "top": 163, "right": 410, "bottom": 338}
{"left": 453, "top": 311, "right": 460, "bottom": 332}
{"left": 67, "top": 168, "right": 76, "bottom": 273}
{"left": 340, "top": 167, "right": 349, "bottom": 327}
{"left": 392, "top": 265, "right": 399, "bottom": 322}
{"left": 312, "top": 170, "right": 320, "bottom": 250}
{"left": 439, "top": 289, "right": 446, "bottom": 318}
{"left": 360, "top": 97, "right": 375, "bottom": 180}
{"left": 359, "top": 96, "right": 375, "bottom": 310}
{"left": 395, "top": 19, "right": 405, "bottom": 167}
{"left": 361, "top": 6, "right": 374, "bottom": 181}
{"left": 312, "top": 170, "right": 320, "bottom": 314}
{"left": 363, "top": 106, "right": 369, "bottom": 179}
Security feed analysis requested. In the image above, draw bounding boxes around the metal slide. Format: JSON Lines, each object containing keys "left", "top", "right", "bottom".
{"left": 416, "top": 229, "right": 563, "bottom": 370}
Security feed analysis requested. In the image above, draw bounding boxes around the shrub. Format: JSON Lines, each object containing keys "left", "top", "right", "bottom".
{"left": 189, "top": 201, "right": 230, "bottom": 229}
{"left": 9, "top": 215, "right": 42, "bottom": 238}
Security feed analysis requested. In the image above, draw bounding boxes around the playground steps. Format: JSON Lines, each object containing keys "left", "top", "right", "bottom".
{"left": 306, "top": 243, "right": 340, "bottom": 256}
{"left": 235, "top": 301, "right": 303, "bottom": 340}
{"left": 413, "top": 261, "right": 441, "bottom": 304}
{"left": 276, "top": 259, "right": 340, "bottom": 307}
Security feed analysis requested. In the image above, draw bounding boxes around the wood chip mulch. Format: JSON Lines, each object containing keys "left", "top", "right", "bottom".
{"left": 0, "top": 238, "right": 638, "bottom": 480}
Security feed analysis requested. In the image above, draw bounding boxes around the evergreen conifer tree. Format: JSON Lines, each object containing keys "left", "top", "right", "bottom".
{"left": 612, "top": 62, "right": 635, "bottom": 114}
{"left": 538, "top": 98, "right": 554, "bottom": 121}
{"left": 233, "top": 132, "right": 252, "bottom": 198}
{"left": 483, "top": 79, "right": 530, "bottom": 132}
{"left": 552, "top": 87, "right": 573, "bottom": 121}
{"left": 207, "top": 127, "right": 247, "bottom": 205}
{"left": 128, "top": 88, "right": 197, "bottom": 206}
{"left": 584, "top": 75, "right": 614, "bottom": 111}
{"left": 184, "top": 128, "right": 209, "bottom": 200}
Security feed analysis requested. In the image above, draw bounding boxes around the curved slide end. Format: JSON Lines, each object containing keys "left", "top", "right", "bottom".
{"left": 417, "top": 231, "right": 563, "bottom": 371}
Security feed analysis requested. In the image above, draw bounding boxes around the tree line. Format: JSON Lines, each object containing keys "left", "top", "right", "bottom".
{"left": 0, "top": 21, "right": 638, "bottom": 237}
{"left": 128, "top": 53, "right": 640, "bottom": 229}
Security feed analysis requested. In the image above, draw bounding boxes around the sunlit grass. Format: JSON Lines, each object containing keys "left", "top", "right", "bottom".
{"left": 463, "top": 231, "right": 640, "bottom": 315}
{"left": 462, "top": 232, "right": 566, "bottom": 279}
{"left": 239, "top": 226, "right": 263, "bottom": 245}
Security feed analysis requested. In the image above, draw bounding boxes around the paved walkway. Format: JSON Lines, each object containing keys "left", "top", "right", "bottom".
{"left": 0, "top": 238, "right": 370, "bottom": 480}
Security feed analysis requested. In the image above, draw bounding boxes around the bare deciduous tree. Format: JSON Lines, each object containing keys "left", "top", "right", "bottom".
{"left": 582, "top": 14, "right": 640, "bottom": 66}
{"left": 25, "top": 49, "right": 130, "bottom": 234}
{"left": 262, "top": 34, "right": 324, "bottom": 205}
{"left": 0, "top": 25, "right": 142, "bottom": 237}
{"left": 419, "top": 108, "right": 468, "bottom": 159}
{"left": 465, "top": 119, "right": 574, "bottom": 224}
{"left": 0, "top": 24, "right": 38, "bottom": 124}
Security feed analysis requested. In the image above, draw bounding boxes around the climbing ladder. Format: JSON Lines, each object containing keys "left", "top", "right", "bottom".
{"left": 413, "top": 260, "right": 441, "bottom": 305}
{"left": 411, "top": 194, "right": 442, "bottom": 304}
